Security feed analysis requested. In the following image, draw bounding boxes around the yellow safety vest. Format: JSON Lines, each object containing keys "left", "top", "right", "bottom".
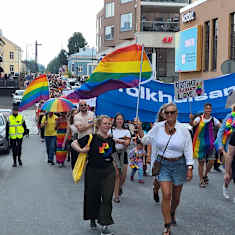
{"left": 9, "top": 114, "right": 24, "bottom": 139}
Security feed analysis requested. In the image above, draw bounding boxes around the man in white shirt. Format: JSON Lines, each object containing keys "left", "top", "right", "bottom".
{"left": 74, "top": 100, "right": 95, "bottom": 140}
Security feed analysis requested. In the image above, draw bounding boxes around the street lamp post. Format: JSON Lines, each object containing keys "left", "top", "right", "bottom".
{"left": 35, "top": 40, "right": 42, "bottom": 73}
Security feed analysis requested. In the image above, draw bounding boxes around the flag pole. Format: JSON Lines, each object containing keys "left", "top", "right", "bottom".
{"left": 135, "top": 44, "right": 144, "bottom": 120}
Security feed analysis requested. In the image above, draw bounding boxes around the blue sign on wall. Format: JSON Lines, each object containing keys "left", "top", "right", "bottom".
{"left": 175, "top": 26, "right": 202, "bottom": 72}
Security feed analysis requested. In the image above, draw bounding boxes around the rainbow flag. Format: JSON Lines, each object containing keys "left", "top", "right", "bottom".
{"left": 18, "top": 74, "right": 49, "bottom": 111}
{"left": 193, "top": 118, "right": 215, "bottom": 160}
{"left": 67, "top": 44, "right": 152, "bottom": 100}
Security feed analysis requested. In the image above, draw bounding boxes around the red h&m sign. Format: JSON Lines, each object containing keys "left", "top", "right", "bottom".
{"left": 162, "top": 37, "right": 173, "bottom": 43}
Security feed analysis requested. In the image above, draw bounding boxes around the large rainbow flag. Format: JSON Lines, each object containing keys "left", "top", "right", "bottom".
{"left": 67, "top": 44, "right": 152, "bottom": 100}
{"left": 18, "top": 74, "right": 49, "bottom": 111}
{"left": 193, "top": 118, "right": 215, "bottom": 159}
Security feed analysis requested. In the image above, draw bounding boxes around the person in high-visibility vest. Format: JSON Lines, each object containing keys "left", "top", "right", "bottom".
{"left": 6, "top": 105, "right": 27, "bottom": 167}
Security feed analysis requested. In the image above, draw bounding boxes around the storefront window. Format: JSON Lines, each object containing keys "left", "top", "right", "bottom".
{"left": 212, "top": 18, "right": 218, "bottom": 71}
{"left": 204, "top": 21, "right": 210, "bottom": 72}
{"left": 231, "top": 13, "right": 235, "bottom": 60}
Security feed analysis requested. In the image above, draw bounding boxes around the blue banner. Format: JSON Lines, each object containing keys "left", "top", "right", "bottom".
{"left": 96, "top": 74, "right": 235, "bottom": 123}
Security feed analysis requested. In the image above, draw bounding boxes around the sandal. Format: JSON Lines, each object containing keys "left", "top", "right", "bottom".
{"left": 162, "top": 223, "right": 171, "bottom": 235}
{"left": 199, "top": 180, "right": 206, "bottom": 188}
{"left": 113, "top": 198, "right": 120, "bottom": 203}
{"left": 203, "top": 176, "right": 209, "bottom": 185}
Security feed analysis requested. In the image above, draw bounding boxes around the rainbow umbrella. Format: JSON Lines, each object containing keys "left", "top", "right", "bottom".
{"left": 41, "top": 98, "right": 75, "bottom": 112}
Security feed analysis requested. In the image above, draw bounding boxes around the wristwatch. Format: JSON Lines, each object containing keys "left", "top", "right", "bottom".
{"left": 187, "top": 165, "right": 193, "bottom": 170}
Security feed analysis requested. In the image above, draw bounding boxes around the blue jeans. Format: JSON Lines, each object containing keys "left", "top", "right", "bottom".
{"left": 131, "top": 167, "right": 143, "bottom": 180}
{"left": 45, "top": 136, "right": 56, "bottom": 162}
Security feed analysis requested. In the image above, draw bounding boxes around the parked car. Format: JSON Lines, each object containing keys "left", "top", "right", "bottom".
{"left": 12, "top": 89, "right": 25, "bottom": 105}
{"left": 0, "top": 112, "right": 10, "bottom": 154}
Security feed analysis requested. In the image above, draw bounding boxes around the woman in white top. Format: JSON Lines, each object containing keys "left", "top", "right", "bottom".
{"left": 140, "top": 103, "right": 193, "bottom": 235}
{"left": 111, "top": 113, "right": 131, "bottom": 203}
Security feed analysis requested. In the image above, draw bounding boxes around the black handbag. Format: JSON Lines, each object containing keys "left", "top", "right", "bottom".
{"left": 152, "top": 135, "right": 173, "bottom": 176}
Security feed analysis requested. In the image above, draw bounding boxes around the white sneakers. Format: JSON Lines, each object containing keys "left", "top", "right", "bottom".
{"left": 223, "top": 184, "right": 230, "bottom": 199}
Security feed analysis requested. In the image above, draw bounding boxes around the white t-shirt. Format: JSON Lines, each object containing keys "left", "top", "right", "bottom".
{"left": 194, "top": 116, "right": 220, "bottom": 126}
{"left": 111, "top": 128, "right": 131, "bottom": 151}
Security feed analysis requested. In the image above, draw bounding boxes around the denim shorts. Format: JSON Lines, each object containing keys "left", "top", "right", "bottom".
{"left": 157, "top": 157, "right": 187, "bottom": 186}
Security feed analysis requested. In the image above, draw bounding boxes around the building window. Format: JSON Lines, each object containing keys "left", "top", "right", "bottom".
{"left": 78, "top": 65, "right": 83, "bottom": 72}
{"left": 157, "top": 48, "right": 167, "bottom": 77}
{"left": 10, "top": 51, "right": 14, "bottom": 60}
{"left": 212, "top": 18, "right": 218, "bottom": 71}
{"left": 71, "top": 64, "right": 75, "bottom": 72}
{"left": 105, "top": 2, "right": 114, "bottom": 18}
{"left": 10, "top": 65, "right": 14, "bottom": 72}
{"left": 120, "top": 13, "right": 132, "bottom": 32}
{"left": 204, "top": 21, "right": 210, "bottom": 72}
{"left": 231, "top": 13, "right": 235, "bottom": 60}
{"left": 120, "top": 0, "right": 132, "bottom": 3}
{"left": 105, "top": 25, "right": 114, "bottom": 40}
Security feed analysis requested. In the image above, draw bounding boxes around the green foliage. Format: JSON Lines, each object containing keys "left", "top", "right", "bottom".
{"left": 58, "top": 49, "right": 68, "bottom": 65}
{"left": 68, "top": 32, "right": 87, "bottom": 55}
{"left": 46, "top": 56, "right": 60, "bottom": 74}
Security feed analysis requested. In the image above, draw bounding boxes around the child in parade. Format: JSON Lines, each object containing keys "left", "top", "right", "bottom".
{"left": 129, "top": 139, "right": 146, "bottom": 183}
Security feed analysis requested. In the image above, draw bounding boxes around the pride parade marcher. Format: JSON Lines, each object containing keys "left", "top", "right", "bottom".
{"left": 55, "top": 113, "right": 68, "bottom": 167}
{"left": 41, "top": 112, "right": 57, "bottom": 165}
{"left": 62, "top": 109, "right": 78, "bottom": 169}
{"left": 72, "top": 115, "right": 116, "bottom": 235}
{"left": 140, "top": 103, "right": 193, "bottom": 235}
{"left": 129, "top": 139, "right": 146, "bottom": 183}
{"left": 191, "top": 103, "right": 221, "bottom": 188}
{"left": 215, "top": 104, "right": 235, "bottom": 199}
{"left": 111, "top": 113, "right": 131, "bottom": 203}
{"left": 6, "top": 106, "right": 27, "bottom": 167}
{"left": 224, "top": 130, "right": 235, "bottom": 203}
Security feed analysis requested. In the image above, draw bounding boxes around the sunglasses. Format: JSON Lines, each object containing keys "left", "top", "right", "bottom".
{"left": 165, "top": 110, "right": 177, "bottom": 115}
{"left": 80, "top": 104, "right": 87, "bottom": 107}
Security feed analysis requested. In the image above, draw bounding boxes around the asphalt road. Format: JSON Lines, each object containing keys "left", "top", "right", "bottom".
{"left": 0, "top": 95, "right": 235, "bottom": 235}
{"left": 0, "top": 95, "right": 13, "bottom": 109}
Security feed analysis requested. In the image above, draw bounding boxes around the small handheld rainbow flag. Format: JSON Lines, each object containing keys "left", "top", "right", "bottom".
{"left": 18, "top": 74, "right": 49, "bottom": 111}
{"left": 67, "top": 44, "right": 152, "bottom": 100}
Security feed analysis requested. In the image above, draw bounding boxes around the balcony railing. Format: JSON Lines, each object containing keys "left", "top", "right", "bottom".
{"left": 142, "top": 0, "right": 189, "bottom": 3}
{"left": 141, "top": 20, "right": 179, "bottom": 32}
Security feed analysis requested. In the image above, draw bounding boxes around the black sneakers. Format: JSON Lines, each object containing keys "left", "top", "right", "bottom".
{"left": 101, "top": 226, "right": 114, "bottom": 235}
{"left": 90, "top": 220, "right": 97, "bottom": 230}
{"left": 12, "top": 163, "right": 17, "bottom": 167}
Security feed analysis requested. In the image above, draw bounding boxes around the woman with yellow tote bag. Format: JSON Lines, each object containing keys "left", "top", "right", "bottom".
{"left": 72, "top": 134, "right": 93, "bottom": 183}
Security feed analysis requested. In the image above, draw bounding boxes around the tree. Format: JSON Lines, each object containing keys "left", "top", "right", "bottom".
{"left": 46, "top": 56, "right": 60, "bottom": 74}
{"left": 68, "top": 32, "right": 87, "bottom": 55}
{"left": 58, "top": 49, "right": 68, "bottom": 65}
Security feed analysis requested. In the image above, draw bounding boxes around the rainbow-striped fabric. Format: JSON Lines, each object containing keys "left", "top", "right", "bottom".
{"left": 193, "top": 116, "right": 215, "bottom": 159}
{"left": 67, "top": 44, "right": 152, "bottom": 100}
{"left": 222, "top": 112, "right": 235, "bottom": 145}
{"left": 19, "top": 74, "right": 49, "bottom": 111}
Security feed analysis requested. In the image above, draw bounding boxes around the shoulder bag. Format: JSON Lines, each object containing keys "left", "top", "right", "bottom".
{"left": 152, "top": 134, "right": 173, "bottom": 176}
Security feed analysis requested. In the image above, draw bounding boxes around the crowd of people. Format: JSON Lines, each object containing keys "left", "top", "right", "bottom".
{"left": 5, "top": 98, "right": 235, "bottom": 235}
